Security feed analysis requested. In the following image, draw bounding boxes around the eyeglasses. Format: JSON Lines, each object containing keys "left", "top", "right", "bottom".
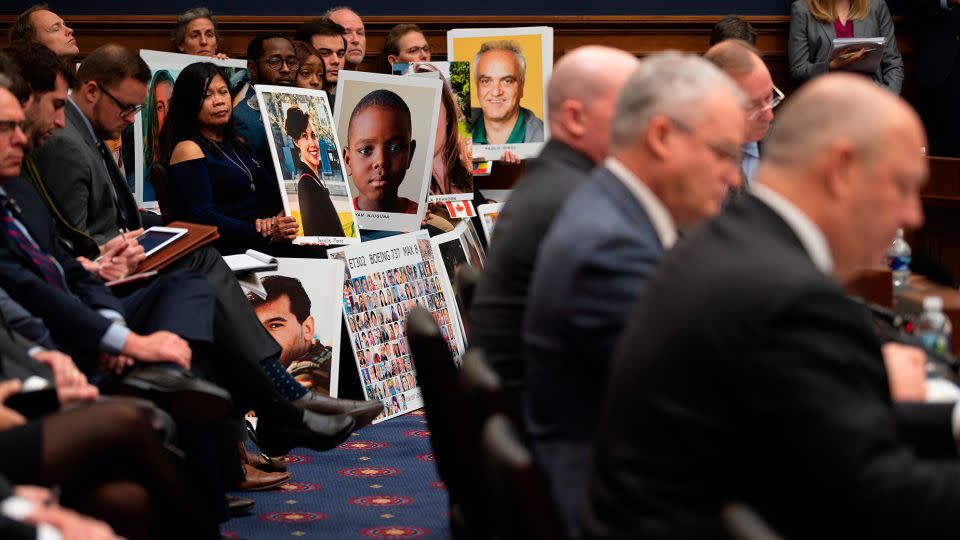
{"left": 747, "top": 85, "right": 785, "bottom": 121}
{"left": 96, "top": 83, "right": 143, "bottom": 117}
{"left": 0, "top": 120, "right": 27, "bottom": 135}
{"left": 669, "top": 117, "right": 744, "bottom": 165}
{"left": 260, "top": 55, "right": 300, "bottom": 71}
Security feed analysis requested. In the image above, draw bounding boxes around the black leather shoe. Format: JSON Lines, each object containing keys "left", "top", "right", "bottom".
{"left": 255, "top": 411, "right": 356, "bottom": 456}
{"left": 293, "top": 391, "right": 384, "bottom": 429}
{"left": 227, "top": 495, "right": 255, "bottom": 517}
{"left": 117, "top": 367, "right": 231, "bottom": 423}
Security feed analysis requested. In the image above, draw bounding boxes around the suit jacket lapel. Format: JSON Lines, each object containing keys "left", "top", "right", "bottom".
{"left": 819, "top": 19, "right": 837, "bottom": 45}
{"left": 853, "top": 18, "right": 865, "bottom": 38}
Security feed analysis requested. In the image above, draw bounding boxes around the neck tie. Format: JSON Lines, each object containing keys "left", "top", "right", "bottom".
{"left": 0, "top": 196, "right": 66, "bottom": 290}
{"left": 94, "top": 139, "right": 131, "bottom": 230}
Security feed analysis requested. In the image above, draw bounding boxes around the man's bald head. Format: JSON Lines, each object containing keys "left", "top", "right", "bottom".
{"left": 546, "top": 46, "right": 640, "bottom": 163}
{"left": 759, "top": 73, "right": 927, "bottom": 281}
{"left": 705, "top": 39, "right": 774, "bottom": 142}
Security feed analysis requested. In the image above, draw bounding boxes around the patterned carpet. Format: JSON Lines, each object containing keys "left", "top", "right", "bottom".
{"left": 222, "top": 410, "right": 448, "bottom": 539}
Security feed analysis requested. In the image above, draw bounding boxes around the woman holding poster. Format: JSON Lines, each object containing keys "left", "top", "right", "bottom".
{"left": 162, "top": 62, "right": 300, "bottom": 255}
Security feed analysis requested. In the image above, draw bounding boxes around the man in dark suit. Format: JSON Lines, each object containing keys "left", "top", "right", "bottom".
{"left": 468, "top": 46, "right": 639, "bottom": 407}
{"left": 22, "top": 43, "right": 380, "bottom": 421}
{"left": 582, "top": 74, "right": 960, "bottom": 538}
{"left": 524, "top": 52, "right": 746, "bottom": 533}
{"left": 911, "top": 0, "right": 960, "bottom": 156}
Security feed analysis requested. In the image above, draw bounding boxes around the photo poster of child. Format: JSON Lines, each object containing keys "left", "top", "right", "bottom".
{"left": 329, "top": 230, "right": 467, "bottom": 423}
{"left": 239, "top": 258, "right": 345, "bottom": 397}
{"left": 392, "top": 61, "right": 474, "bottom": 204}
{"left": 332, "top": 71, "right": 441, "bottom": 233}
{"left": 447, "top": 27, "right": 553, "bottom": 162}
{"left": 135, "top": 50, "right": 248, "bottom": 208}
{"left": 255, "top": 85, "right": 360, "bottom": 246}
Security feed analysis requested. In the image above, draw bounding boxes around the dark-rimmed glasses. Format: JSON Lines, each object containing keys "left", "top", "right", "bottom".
{"left": 260, "top": 55, "right": 300, "bottom": 71}
{"left": 96, "top": 82, "right": 143, "bottom": 117}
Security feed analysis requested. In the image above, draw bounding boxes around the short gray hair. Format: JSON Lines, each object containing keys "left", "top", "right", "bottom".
{"left": 474, "top": 40, "right": 526, "bottom": 83}
{"left": 610, "top": 51, "right": 746, "bottom": 148}
{"left": 171, "top": 7, "right": 221, "bottom": 51}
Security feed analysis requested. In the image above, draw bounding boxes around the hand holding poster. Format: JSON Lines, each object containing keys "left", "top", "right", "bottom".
{"left": 329, "top": 231, "right": 466, "bottom": 423}
{"left": 333, "top": 72, "right": 441, "bottom": 233}
{"left": 240, "top": 258, "right": 345, "bottom": 397}
{"left": 447, "top": 27, "right": 553, "bottom": 162}
{"left": 255, "top": 85, "right": 360, "bottom": 245}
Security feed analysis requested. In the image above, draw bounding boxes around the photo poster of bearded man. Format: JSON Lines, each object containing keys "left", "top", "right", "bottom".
{"left": 392, "top": 61, "right": 474, "bottom": 205}
{"left": 240, "top": 257, "right": 345, "bottom": 397}
{"left": 135, "top": 50, "right": 248, "bottom": 208}
{"left": 447, "top": 27, "right": 552, "bottom": 162}
{"left": 255, "top": 85, "right": 361, "bottom": 245}
{"left": 329, "top": 230, "right": 467, "bottom": 423}
{"left": 332, "top": 72, "right": 441, "bottom": 233}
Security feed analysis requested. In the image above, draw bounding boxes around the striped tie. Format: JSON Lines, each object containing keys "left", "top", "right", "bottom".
{"left": 0, "top": 196, "right": 66, "bottom": 290}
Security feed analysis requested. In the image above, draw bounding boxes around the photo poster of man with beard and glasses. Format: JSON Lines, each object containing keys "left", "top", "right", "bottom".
{"left": 329, "top": 230, "right": 467, "bottom": 422}
{"left": 240, "top": 257, "right": 345, "bottom": 396}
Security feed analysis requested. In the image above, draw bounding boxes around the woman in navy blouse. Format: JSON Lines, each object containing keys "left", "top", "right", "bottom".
{"left": 162, "top": 62, "right": 298, "bottom": 255}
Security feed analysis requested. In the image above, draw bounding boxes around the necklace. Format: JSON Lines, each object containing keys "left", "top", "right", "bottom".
{"left": 210, "top": 138, "right": 256, "bottom": 192}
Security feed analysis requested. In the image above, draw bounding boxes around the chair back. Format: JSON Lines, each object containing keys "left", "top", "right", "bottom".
{"left": 482, "top": 413, "right": 568, "bottom": 540}
{"left": 148, "top": 163, "right": 173, "bottom": 223}
{"left": 406, "top": 307, "right": 489, "bottom": 538}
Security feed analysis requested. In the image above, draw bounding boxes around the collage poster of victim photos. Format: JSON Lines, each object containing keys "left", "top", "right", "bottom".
{"left": 329, "top": 230, "right": 466, "bottom": 423}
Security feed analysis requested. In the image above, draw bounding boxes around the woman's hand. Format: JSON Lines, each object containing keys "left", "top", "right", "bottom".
{"left": 829, "top": 47, "right": 868, "bottom": 70}
{"left": 271, "top": 213, "right": 299, "bottom": 242}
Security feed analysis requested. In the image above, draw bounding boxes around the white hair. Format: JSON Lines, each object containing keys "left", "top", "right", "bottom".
{"left": 474, "top": 40, "right": 526, "bottom": 83}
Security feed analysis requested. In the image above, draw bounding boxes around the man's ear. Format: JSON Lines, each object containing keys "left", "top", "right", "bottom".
{"left": 303, "top": 315, "right": 315, "bottom": 343}
{"left": 80, "top": 80, "right": 100, "bottom": 105}
{"left": 246, "top": 60, "right": 257, "bottom": 82}
{"left": 407, "top": 139, "right": 416, "bottom": 169}
{"left": 22, "top": 94, "right": 36, "bottom": 112}
{"left": 388, "top": 54, "right": 398, "bottom": 66}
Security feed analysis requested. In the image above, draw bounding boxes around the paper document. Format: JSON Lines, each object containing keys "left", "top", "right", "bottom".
{"left": 223, "top": 250, "right": 278, "bottom": 273}
{"left": 829, "top": 37, "right": 886, "bottom": 75}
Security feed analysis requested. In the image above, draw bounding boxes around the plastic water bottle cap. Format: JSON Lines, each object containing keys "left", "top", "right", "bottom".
{"left": 924, "top": 296, "right": 944, "bottom": 312}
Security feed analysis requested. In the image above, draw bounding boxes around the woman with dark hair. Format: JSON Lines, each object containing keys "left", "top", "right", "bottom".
{"left": 161, "top": 62, "right": 298, "bottom": 255}
{"left": 283, "top": 106, "right": 345, "bottom": 237}
{"left": 142, "top": 69, "right": 175, "bottom": 202}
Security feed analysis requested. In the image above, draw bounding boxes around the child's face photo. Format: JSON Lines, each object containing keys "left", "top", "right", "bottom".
{"left": 344, "top": 104, "right": 416, "bottom": 206}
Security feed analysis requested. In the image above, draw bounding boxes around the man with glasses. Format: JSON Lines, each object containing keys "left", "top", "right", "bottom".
{"left": 522, "top": 52, "right": 746, "bottom": 534}
{"left": 234, "top": 33, "right": 299, "bottom": 165}
{"left": 705, "top": 39, "right": 781, "bottom": 188}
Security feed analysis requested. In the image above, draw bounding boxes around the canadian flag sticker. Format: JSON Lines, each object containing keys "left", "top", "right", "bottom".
{"left": 445, "top": 200, "right": 476, "bottom": 218}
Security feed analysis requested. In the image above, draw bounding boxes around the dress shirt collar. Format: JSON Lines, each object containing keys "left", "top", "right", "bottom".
{"left": 604, "top": 156, "right": 677, "bottom": 249}
{"left": 751, "top": 183, "right": 834, "bottom": 274}
{"left": 67, "top": 97, "right": 99, "bottom": 143}
{"left": 743, "top": 141, "right": 760, "bottom": 159}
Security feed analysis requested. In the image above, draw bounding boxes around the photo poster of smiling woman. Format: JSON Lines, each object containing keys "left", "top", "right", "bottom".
{"left": 135, "top": 50, "right": 248, "bottom": 208}
{"left": 255, "top": 85, "right": 361, "bottom": 245}
{"left": 240, "top": 257, "right": 345, "bottom": 397}
{"left": 332, "top": 72, "right": 441, "bottom": 233}
{"left": 329, "top": 230, "right": 467, "bottom": 423}
{"left": 447, "top": 27, "right": 553, "bottom": 162}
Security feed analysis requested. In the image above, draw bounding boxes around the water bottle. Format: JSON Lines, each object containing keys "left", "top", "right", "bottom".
{"left": 916, "top": 296, "right": 952, "bottom": 355}
{"left": 886, "top": 228, "right": 911, "bottom": 294}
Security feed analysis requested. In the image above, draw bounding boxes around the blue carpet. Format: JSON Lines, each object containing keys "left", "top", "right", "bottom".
{"left": 223, "top": 410, "right": 448, "bottom": 539}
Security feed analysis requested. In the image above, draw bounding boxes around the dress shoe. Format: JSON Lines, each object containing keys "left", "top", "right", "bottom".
{"left": 117, "top": 367, "right": 231, "bottom": 423}
{"left": 245, "top": 450, "right": 287, "bottom": 473}
{"left": 236, "top": 463, "right": 290, "bottom": 491}
{"left": 255, "top": 411, "right": 356, "bottom": 456}
{"left": 227, "top": 495, "right": 255, "bottom": 517}
{"left": 293, "top": 391, "right": 384, "bottom": 429}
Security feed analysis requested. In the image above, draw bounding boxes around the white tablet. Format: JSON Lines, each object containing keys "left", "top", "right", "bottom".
{"left": 137, "top": 226, "right": 188, "bottom": 258}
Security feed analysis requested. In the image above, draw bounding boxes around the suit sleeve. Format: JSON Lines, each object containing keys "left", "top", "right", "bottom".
{"left": 788, "top": 1, "right": 829, "bottom": 83}
{"left": 31, "top": 132, "right": 102, "bottom": 244}
{"left": 742, "top": 288, "right": 960, "bottom": 537}
{"left": 877, "top": 0, "right": 905, "bottom": 94}
{"left": 0, "top": 241, "right": 112, "bottom": 358}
